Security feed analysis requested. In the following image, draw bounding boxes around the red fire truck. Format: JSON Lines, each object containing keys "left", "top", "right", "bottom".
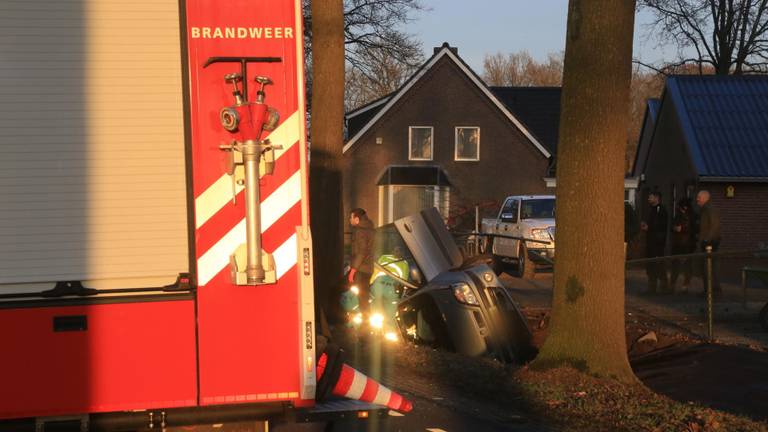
{"left": 0, "top": 0, "right": 387, "bottom": 429}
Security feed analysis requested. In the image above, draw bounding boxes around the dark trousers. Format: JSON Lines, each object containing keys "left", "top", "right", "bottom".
{"left": 700, "top": 241, "right": 722, "bottom": 293}
{"left": 353, "top": 270, "right": 372, "bottom": 314}
{"left": 646, "top": 242, "right": 668, "bottom": 293}
{"left": 670, "top": 245, "right": 693, "bottom": 288}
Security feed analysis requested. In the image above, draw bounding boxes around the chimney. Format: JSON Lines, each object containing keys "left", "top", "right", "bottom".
{"left": 433, "top": 42, "right": 458, "bottom": 55}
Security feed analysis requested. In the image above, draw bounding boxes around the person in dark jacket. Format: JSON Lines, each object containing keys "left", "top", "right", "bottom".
{"left": 348, "top": 208, "right": 374, "bottom": 314}
{"left": 641, "top": 190, "right": 669, "bottom": 294}
{"left": 625, "top": 201, "right": 640, "bottom": 256}
{"left": 670, "top": 198, "right": 695, "bottom": 293}
{"left": 696, "top": 190, "right": 722, "bottom": 294}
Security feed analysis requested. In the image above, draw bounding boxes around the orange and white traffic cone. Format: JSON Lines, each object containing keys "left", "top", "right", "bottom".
{"left": 317, "top": 352, "right": 413, "bottom": 413}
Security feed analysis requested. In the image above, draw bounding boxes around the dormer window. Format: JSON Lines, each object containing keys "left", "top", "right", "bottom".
{"left": 409, "top": 126, "right": 433, "bottom": 160}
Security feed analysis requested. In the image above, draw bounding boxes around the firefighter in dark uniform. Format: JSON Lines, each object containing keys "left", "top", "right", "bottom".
{"left": 641, "top": 190, "right": 670, "bottom": 294}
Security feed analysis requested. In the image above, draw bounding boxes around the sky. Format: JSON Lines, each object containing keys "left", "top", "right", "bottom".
{"left": 408, "top": 0, "right": 678, "bottom": 72}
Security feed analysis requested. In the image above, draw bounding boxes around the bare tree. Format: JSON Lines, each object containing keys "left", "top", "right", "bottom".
{"left": 640, "top": 0, "right": 768, "bottom": 74}
{"left": 531, "top": 0, "right": 638, "bottom": 383}
{"left": 304, "top": 0, "right": 425, "bottom": 110}
{"left": 626, "top": 66, "right": 665, "bottom": 169}
{"left": 482, "top": 51, "right": 564, "bottom": 86}
{"left": 344, "top": 49, "right": 413, "bottom": 111}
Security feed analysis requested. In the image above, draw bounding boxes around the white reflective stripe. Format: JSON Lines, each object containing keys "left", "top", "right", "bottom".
{"left": 372, "top": 386, "right": 392, "bottom": 407}
{"left": 197, "top": 229, "right": 298, "bottom": 286}
{"left": 261, "top": 171, "right": 302, "bottom": 232}
{"left": 197, "top": 218, "right": 245, "bottom": 286}
{"left": 344, "top": 369, "right": 368, "bottom": 401}
{"left": 194, "top": 111, "right": 300, "bottom": 228}
{"left": 196, "top": 173, "right": 302, "bottom": 286}
{"left": 388, "top": 264, "right": 404, "bottom": 278}
{"left": 273, "top": 233, "right": 297, "bottom": 279}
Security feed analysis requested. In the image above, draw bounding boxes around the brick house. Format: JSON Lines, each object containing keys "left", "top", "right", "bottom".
{"left": 635, "top": 75, "right": 768, "bottom": 251}
{"left": 342, "top": 43, "right": 560, "bottom": 228}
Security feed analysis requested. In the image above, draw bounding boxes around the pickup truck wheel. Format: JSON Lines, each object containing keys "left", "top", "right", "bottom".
{"left": 515, "top": 244, "right": 536, "bottom": 279}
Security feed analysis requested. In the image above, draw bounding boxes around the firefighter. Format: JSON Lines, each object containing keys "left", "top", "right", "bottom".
{"left": 348, "top": 208, "right": 374, "bottom": 314}
{"left": 341, "top": 250, "right": 409, "bottom": 336}
{"left": 369, "top": 251, "right": 409, "bottom": 336}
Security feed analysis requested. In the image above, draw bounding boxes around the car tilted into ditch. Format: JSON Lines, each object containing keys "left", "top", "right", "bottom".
{"left": 366, "top": 208, "right": 535, "bottom": 363}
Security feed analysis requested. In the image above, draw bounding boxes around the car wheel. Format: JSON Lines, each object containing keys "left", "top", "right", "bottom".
{"left": 515, "top": 244, "right": 536, "bottom": 279}
{"left": 760, "top": 302, "right": 768, "bottom": 331}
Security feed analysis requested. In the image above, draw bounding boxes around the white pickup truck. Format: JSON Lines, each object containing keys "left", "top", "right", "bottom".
{"left": 481, "top": 195, "right": 556, "bottom": 278}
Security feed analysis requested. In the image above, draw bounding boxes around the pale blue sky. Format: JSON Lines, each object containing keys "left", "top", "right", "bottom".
{"left": 409, "top": 1, "right": 676, "bottom": 72}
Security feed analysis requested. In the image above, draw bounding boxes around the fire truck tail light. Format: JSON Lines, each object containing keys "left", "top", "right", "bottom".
{"left": 306, "top": 355, "right": 314, "bottom": 372}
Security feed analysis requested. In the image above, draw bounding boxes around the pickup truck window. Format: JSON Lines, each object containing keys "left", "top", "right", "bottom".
{"left": 500, "top": 199, "right": 518, "bottom": 223}
{"left": 520, "top": 199, "right": 555, "bottom": 219}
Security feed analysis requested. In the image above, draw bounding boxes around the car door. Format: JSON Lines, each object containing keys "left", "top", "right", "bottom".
{"left": 494, "top": 198, "right": 519, "bottom": 257}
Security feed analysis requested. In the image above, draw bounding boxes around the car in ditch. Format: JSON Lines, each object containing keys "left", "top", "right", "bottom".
{"left": 366, "top": 208, "right": 535, "bottom": 363}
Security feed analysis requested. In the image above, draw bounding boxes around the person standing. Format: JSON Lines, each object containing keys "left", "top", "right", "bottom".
{"left": 348, "top": 208, "right": 374, "bottom": 314}
{"left": 640, "top": 190, "right": 670, "bottom": 294}
{"left": 696, "top": 190, "right": 722, "bottom": 295}
{"left": 625, "top": 201, "right": 640, "bottom": 257}
{"left": 670, "top": 198, "right": 695, "bottom": 293}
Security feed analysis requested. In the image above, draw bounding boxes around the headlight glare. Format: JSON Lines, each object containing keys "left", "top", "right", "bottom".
{"left": 369, "top": 313, "right": 384, "bottom": 329}
{"left": 531, "top": 228, "right": 550, "bottom": 240}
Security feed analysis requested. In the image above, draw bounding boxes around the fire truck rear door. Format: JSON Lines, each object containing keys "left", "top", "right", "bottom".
{"left": 185, "top": 0, "right": 315, "bottom": 406}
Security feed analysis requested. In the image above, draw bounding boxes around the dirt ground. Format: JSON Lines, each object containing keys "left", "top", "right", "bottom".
{"left": 529, "top": 308, "right": 768, "bottom": 424}
{"left": 334, "top": 304, "right": 768, "bottom": 431}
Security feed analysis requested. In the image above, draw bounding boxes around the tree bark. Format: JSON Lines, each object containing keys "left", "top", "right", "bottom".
{"left": 531, "top": 0, "right": 638, "bottom": 383}
{"left": 309, "top": 0, "right": 345, "bottom": 321}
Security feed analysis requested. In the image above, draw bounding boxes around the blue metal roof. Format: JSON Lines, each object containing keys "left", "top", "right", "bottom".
{"left": 667, "top": 75, "right": 768, "bottom": 178}
{"left": 647, "top": 98, "right": 660, "bottom": 122}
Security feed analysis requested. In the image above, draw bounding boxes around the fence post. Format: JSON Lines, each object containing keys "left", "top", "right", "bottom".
{"left": 475, "top": 205, "right": 480, "bottom": 255}
{"left": 706, "top": 245, "right": 714, "bottom": 341}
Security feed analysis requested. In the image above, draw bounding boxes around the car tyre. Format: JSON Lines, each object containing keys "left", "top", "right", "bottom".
{"left": 486, "top": 237, "right": 504, "bottom": 275}
{"left": 514, "top": 243, "right": 536, "bottom": 279}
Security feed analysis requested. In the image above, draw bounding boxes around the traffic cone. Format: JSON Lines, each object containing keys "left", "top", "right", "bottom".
{"left": 317, "top": 352, "right": 413, "bottom": 413}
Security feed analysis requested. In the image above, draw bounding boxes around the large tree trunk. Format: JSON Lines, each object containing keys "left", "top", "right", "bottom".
{"left": 531, "top": 0, "right": 637, "bottom": 383}
{"left": 309, "top": 0, "right": 345, "bottom": 323}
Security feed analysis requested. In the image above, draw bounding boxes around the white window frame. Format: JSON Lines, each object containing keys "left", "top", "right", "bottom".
{"left": 408, "top": 126, "right": 434, "bottom": 161}
{"left": 454, "top": 126, "right": 480, "bottom": 161}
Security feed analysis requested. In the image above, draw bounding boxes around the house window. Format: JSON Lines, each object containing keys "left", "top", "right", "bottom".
{"left": 455, "top": 127, "right": 480, "bottom": 161}
{"left": 379, "top": 185, "right": 450, "bottom": 225}
{"left": 409, "top": 126, "right": 433, "bottom": 160}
